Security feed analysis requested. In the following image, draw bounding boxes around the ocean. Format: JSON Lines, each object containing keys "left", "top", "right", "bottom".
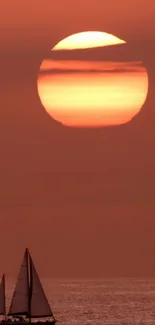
{"left": 6, "top": 278, "right": 155, "bottom": 325}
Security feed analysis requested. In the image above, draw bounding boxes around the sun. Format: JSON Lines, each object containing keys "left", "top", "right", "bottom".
{"left": 37, "top": 31, "right": 148, "bottom": 128}
{"left": 52, "top": 31, "right": 126, "bottom": 51}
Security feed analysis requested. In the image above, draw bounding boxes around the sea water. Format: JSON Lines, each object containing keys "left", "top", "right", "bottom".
{"left": 6, "top": 278, "right": 155, "bottom": 325}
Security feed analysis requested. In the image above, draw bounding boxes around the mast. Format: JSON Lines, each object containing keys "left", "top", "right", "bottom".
{"left": 25, "top": 248, "right": 31, "bottom": 322}
{"left": 26, "top": 248, "right": 33, "bottom": 323}
{"left": 3, "top": 275, "right": 6, "bottom": 321}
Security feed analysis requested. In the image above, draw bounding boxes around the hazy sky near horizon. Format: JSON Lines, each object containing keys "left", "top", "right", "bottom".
{"left": 0, "top": 0, "right": 155, "bottom": 277}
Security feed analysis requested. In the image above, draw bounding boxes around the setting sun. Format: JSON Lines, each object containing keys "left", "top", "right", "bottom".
{"left": 38, "top": 31, "right": 148, "bottom": 128}
{"left": 52, "top": 31, "right": 126, "bottom": 51}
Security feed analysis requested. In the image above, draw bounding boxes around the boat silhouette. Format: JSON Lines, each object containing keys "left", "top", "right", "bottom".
{"left": 0, "top": 248, "right": 57, "bottom": 324}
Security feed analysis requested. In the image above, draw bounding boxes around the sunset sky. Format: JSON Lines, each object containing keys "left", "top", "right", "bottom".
{"left": 0, "top": 0, "right": 155, "bottom": 277}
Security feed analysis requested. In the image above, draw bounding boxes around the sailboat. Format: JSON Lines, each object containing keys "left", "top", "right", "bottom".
{"left": 0, "top": 274, "right": 6, "bottom": 321}
{"left": 5, "top": 248, "right": 57, "bottom": 324}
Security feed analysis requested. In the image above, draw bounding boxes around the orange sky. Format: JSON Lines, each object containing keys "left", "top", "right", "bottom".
{"left": 0, "top": 0, "right": 154, "bottom": 32}
{"left": 0, "top": 0, "right": 155, "bottom": 277}
{"left": 0, "top": 0, "right": 154, "bottom": 51}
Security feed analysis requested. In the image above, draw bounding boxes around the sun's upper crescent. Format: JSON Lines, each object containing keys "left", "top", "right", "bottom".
{"left": 52, "top": 31, "right": 126, "bottom": 51}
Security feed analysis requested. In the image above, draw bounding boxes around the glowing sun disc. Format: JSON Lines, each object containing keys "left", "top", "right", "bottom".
{"left": 52, "top": 31, "right": 126, "bottom": 51}
{"left": 38, "top": 31, "right": 148, "bottom": 128}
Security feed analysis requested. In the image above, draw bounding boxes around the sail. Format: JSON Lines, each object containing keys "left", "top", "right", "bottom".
{"left": 0, "top": 274, "right": 6, "bottom": 316}
{"left": 8, "top": 250, "right": 29, "bottom": 316}
{"left": 29, "top": 255, "right": 53, "bottom": 318}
